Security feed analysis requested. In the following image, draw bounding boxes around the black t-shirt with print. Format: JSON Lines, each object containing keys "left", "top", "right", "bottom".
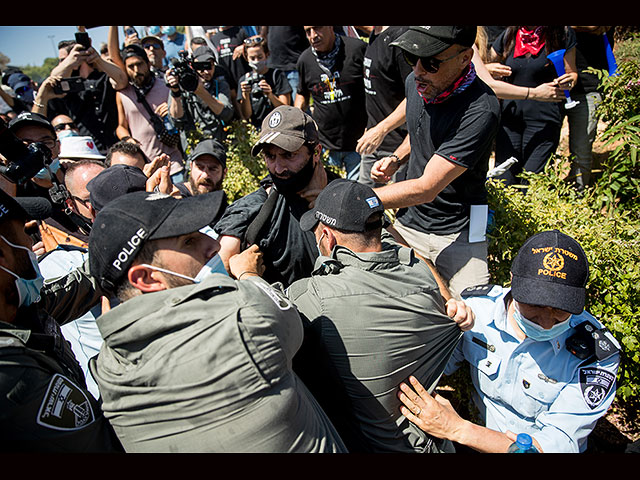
{"left": 362, "top": 26, "right": 412, "bottom": 152}
{"left": 396, "top": 72, "right": 500, "bottom": 235}
{"left": 296, "top": 36, "right": 368, "bottom": 151}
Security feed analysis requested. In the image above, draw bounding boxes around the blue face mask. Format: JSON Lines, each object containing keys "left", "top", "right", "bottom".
{"left": 57, "top": 129, "right": 79, "bottom": 140}
{"left": 149, "top": 26, "right": 161, "bottom": 36}
{"left": 0, "top": 235, "right": 44, "bottom": 307}
{"left": 34, "top": 158, "right": 60, "bottom": 181}
{"left": 512, "top": 302, "right": 572, "bottom": 342}
{"left": 141, "top": 253, "right": 228, "bottom": 285}
{"left": 161, "top": 26, "right": 176, "bottom": 36}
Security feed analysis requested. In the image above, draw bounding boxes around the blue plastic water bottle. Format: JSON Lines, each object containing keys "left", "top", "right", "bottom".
{"left": 507, "top": 433, "right": 539, "bottom": 453}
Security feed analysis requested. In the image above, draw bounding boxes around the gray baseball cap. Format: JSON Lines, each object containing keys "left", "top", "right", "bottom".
{"left": 251, "top": 105, "right": 319, "bottom": 156}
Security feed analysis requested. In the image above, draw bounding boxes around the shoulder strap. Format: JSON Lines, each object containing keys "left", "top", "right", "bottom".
{"left": 243, "top": 187, "right": 279, "bottom": 250}
{"left": 133, "top": 85, "right": 165, "bottom": 134}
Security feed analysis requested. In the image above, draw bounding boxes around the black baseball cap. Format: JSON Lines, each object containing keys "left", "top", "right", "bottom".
{"left": 251, "top": 105, "right": 319, "bottom": 156}
{"left": 193, "top": 46, "right": 216, "bottom": 63}
{"left": 8, "top": 111, "right": 56, "bottom": 137}
{"left": 391, "top": 26, "right": 477, "bottom": 58}
{"left": 86, "top": 164, "right": 148, "bottom": 212}
{"left": 300, "top": 179, "right": 385, "bottom": 233}
{"left": 189, "top": 138, "right": 227, "bottom": 169}
{"left": 121, "top": 44, "right": 149, "bottom": 63}
{"left": 0, "top": 189, "right": 52, "bottom": 224}
{"left": 511, "top": 230, "right": 589, "bottom": 315}
{"left": 89, "top": 190, "right": 226, "bottom": 292}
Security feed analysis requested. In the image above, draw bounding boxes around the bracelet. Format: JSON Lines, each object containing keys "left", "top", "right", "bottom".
{"left": 237, "top": 271, "right": 259, "bottom": 280}
{"left": 525, "top": 87, "right": 530, "bottom": 100}
{"left": 389, "top": 154, "right": 400, "bottom": 162}
{"left": 33, "top": 100, "right": 45, "bottom": 108}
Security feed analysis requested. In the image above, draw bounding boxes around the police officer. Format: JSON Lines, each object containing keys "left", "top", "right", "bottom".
{"left": 0, "top": 189, "right": 122, "bottom": 451}
{"left": 287, "top": 179, "right": 474, "bottom": 453}
{"left": 87, "top": 190, "right": 347, "bottom": 453}
{"left": 396, "top": 230, "right": 621, "bottom": 453}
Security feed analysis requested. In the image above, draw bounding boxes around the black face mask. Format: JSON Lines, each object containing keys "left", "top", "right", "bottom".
{"left": 270, "top": 154, "right": 316, "bottom": 197}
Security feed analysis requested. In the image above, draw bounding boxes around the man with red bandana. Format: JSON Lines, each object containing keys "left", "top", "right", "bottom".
{"left": 371, "top": 26, "right": 500, "bottom": 297}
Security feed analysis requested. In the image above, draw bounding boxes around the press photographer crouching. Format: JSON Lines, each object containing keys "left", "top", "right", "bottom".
{"left": 166, "top": 46, "right": 234, "bottom": 144}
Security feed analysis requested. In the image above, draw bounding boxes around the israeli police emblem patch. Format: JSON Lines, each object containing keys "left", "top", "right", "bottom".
{"left": 579, "top": 367, "right": 615, "bottom": 410}
{"left": 37, "top": 374, "right": 96, "bottom": 430}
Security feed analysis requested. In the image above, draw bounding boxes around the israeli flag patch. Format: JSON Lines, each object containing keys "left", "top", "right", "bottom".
{"left": 366, "top": 196, "right": 379, "bottom": 208}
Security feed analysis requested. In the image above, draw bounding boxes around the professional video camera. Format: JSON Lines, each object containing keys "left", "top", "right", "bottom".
{"left": 170, "top": 51, "right": 200, "bottom": 93}
{"left": 245, "top": 71, "right": 265, "bottom": 100}
{"left": 0, "top": 117, "right": 53, "bottom": 185}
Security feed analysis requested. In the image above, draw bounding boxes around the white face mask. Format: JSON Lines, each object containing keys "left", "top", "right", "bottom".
{"left": 512, "top": 302, "right": 572, "bottom": 342}
{"left": 0, "top": 235, "right": 44, "bottom": 307}
{"left": 316, "top": 232, "right": 326, "bottom": 256}
{"left": 140, "top": 253, "right": 228, "bottom": 285}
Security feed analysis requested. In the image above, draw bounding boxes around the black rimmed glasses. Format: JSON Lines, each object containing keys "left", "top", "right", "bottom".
{"left": 403, "top": 48, "right": 468, "bottom": 73}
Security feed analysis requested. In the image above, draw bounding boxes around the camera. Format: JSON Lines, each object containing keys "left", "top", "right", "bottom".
{"left": 53, "top": 76, "right": 85, "bottom": 95}
{"left": 245, "top": 71, "right": 265, "bottom": 99}
{"left": 0, "top": 117, "right": 53, "bottom": 185}
{"left": 170, "top": 51, "right": 199, "bottom": 93}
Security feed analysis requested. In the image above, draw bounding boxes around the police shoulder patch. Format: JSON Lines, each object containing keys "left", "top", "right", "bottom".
{"left": 579, "top": 367, "right": 615, "bottom": 410}
{"left": 37, "top": 374, "right": 96, "bottom": 431}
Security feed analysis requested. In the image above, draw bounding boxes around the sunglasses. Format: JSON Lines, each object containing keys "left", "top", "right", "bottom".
{"left": 143, "top": 43, "right": 163, "bottom": 50}
{"left": 54, "top": 122, "right": 77, "bottom": 132}
{"left": 403, "top": 48, "right": 468, "bottom": 73}
{"left": 244, "top": 36, "right": 264, "bottom": 46}
{"left": 193, "top": 61, "right": 214, "bottom": 71}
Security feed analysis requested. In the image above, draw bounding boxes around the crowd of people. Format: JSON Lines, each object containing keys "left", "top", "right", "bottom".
{"left": 0, "top": 25, "right": 622, "bottom": 453}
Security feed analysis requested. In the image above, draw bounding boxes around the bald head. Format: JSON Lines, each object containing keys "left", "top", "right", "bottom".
{"left": 64, "top": 160, "right": 106, "bottom": 220}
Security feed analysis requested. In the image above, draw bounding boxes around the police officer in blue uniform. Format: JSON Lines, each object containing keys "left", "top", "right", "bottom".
{"left": 396, "top": 230, "right": 621, "bottom": 453}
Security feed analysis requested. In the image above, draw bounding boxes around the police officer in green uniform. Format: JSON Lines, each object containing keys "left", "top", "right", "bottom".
{"left": 287, "top": 179, "right": 474, "bottom": 453}
{"left": 0, "top": 189, "right": 122, "bottom": 452}
{"left": 87, "top": 189, "right": 346, "bottom": 453}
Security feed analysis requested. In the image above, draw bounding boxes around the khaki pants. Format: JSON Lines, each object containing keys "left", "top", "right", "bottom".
{"left": 394, "top": 221, "right": 489, "bottom": 298}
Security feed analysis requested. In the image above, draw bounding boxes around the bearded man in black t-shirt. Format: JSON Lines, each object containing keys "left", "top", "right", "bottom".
{"left": 214, "top": 106, "right": 339, "bottom": 288}
{"left": 371, "top": 26, "right": 501, "bottom": 297}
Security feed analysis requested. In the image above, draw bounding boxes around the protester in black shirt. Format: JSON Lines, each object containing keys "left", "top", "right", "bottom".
{"left": 356, "top": 26, "right": 412, "bottom": 187}
{"left": 261, "top": 26, "right": 309, "bottom": 102}
{"left": 371, "top": 26, "right": 501, "bottom": 297}
{"left": 214, "top": 105, "right": 339, "bottom": 288}
{"left": 295, "top": 26, "right": 368, "bottom": 180}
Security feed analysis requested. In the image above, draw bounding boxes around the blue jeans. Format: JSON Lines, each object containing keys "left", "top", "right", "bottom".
{"left": 326, "top": 150, "right": 361, "bottom": 180}
{"left": 286, "top": 70, "right": 299, "bottom": 103}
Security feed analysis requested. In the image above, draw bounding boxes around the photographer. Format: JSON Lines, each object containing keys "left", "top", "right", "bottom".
{"left": 115, "top": 44, "right": 185, "bottom": 182}
{"left": 166, "top": 46, "right": 234, "bottom": 144}
{"left": 237, "top": 36, "right": 292, "bottom": 128}
{"left": 32, "top": 29, "right": 128, "bottom": 155}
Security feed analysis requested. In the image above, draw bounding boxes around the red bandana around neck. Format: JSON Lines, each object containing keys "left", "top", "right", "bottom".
{"left": 514, "top": 27, "right": 546, "bottom": 58}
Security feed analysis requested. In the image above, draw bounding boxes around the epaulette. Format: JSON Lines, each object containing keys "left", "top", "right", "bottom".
{"left": 566, "top": 320, "right": 620, "bottom": 362}
{"left": 461, "top": 284, "right": 498, "bottom": 298}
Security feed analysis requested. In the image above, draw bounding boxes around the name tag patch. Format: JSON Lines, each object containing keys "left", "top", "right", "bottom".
{"left": 579, "top": 368, "right": 615, "bottom": 410}
{"left": 37, "top": 374, "right": 96, "bottom": 430}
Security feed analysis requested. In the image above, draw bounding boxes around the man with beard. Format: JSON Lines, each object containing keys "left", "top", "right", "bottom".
{"left": 166, "top": 46, "right": 234, "bottom": 144}
{"left": 115, "top": 44, "right": 185, "bottom": 182}
{"left": 175, "top": 139, "right": 228, "bottom": 205}
{"left": 214, "top": 105, "right": 339, "bottom": 288}
{"left": 32, "top": 36, "right": 128, "bottom": 155}
{"left": 370, "top": 26, "right": 501, "bottom": 297}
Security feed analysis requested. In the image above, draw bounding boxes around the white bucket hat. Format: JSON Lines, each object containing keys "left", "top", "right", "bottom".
{"left": 59, "top": 135, "right": 106, "bottom": 160}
